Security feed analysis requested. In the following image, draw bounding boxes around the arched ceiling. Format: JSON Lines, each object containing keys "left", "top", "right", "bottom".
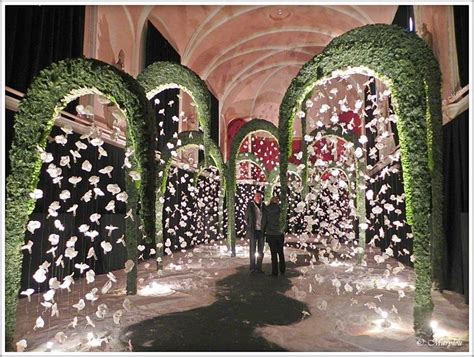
{"left": 147, "top": 5, "right": 397, "bottom": 126}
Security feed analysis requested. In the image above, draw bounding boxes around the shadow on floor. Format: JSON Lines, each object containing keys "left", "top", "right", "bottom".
{"left": 121, "top": 264, "right": 308, "bottom": 351}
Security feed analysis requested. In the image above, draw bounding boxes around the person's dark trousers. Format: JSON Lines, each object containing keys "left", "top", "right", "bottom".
{"left": 267, "top": 234, "right": 286, "bottom": 275}
{"left": 249, "top": 230, "right": 264, "bottom": 271}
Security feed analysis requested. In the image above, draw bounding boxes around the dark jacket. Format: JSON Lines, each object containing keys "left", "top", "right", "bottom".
{"left": 262, "top": 203, "right": 282, "bottom": 235}
{"left": 245, "top": 201, "right": 263, "bottom": 239}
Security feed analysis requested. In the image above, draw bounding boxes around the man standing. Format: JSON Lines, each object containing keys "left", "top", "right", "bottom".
{"left": 245, "top": 191, "right": 265, "bottom": 273}
{"left": 262, "top": 195, "right": 286, "bottom": 276}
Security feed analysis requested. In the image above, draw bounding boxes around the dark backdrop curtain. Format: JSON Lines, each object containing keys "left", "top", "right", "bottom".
{"left": 210, "top": 92, "right": 220, "bottom": 145}
{"left": 6, "top": 5, "right": 85, "bottom": 93}
{"left": 5, "top": 5, "right": 85, "bottom": 178}
{"left": 392, "top": 5, "right": 415, "bottom": 31}
{"left": 366, "top": 164, "right": 413, "bottom": 267}
{"left": 20, "top": 127, "right": 130, "bottom": 293}
{"left": 145, "top": 20, "right": 180, "bottom": 153}
{"left": 442, "top": 6, "right": 469, "bottom": 302}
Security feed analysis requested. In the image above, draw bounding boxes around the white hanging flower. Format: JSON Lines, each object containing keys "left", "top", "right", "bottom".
{"left": 90, "top": 137, "right": 104, "bottom": 147}
{"left": 21, "top": 240, "right": 33, "bottom": 254}
{"left": 105, "top": 200, "right": 116, "bottom": 213}
{"left": 85, "top": 230, "right": 99, "bottom": 240}
{"left": 81, "top": 160, "right": 92, "bottom": 172}
{"left": 59, "top": 156, "right": 70, "bottom": 168}
{"left": 129, "top": 171, "right": 141, "bottom": 181}
{"left": 98, "top": 146, "right": 108, "bottom": 159}
{"left": 68, "top": 176, "right": 82, "bottom": 187}
{"left": 27, "top": 220, "right": 41, "bottom": 234}
{"left": 33, "top": 316, "right": 44, "bottom": 330}
{"left": 89, "top": 213, "right": 101, "bottom": 224}
{"left": 101, "top": 241, "right": 113, "bottom": 254}
{"left": 59, "top": 190, "right": 71, "bottom": 201}
{"left": 105, "top": 224, "right": 118, "bottom": 236}
{"left": 113, "top": 310, "right": 123, "bottom": 325}
{"left": 43, "top": 289, "right": 55, "bottom": 302}
{"left": 372, "top": 206, "right": 383, "bottom": 215}
{"left": 48, "top": 234, "right": 60, "bottom": 246}
{"left": 54, "top": 135, "right": 68, "bottom": 145}
{"left": 99, "top": 166, "right": 114, "bottom": 178}
{"left": 20, "top": 289, "right": 35, "bottom": 302}
{"left": 116, "top": 191, "right": 128, "bottom": 202}
{"left": 319, "top": 104, "right": 330, "bottom": 113}
{"left": 65, "top": 247, "right": 78, "bottom": 260}
{"left": 86, "top": 270, "right": 96, "bottom": 284}
{"left": 366, "top": 190, "right": 374, "bottom": 200}
{"left": 54, "top": 331, "right": 67, "bottom": 344}
{"left": 29, "top": 189, "right": 43, "bottom": 200}
{"left": 87, "top": 247, "right": 97, "bottom": 260}
{"left": 88, "top": 176, "right": 100, "bottom": 186}
{"left": 75, "top": 141, "right": 87, "bottom": 151}
{"left": 40, "top": 150, "right": 54, "bottom": 163}
{"left": 96, "top": 303, "right": 108, "bottom": 319}
{"left": 46, "top": 164, "right": 62, "bottom": 178}
{"left": 54, "top": 219, "right": 64, "bottom": 231}
{"left": 66, "top": 236, "right": 77, "bottom": 247}
{"left": 359, "top": 135, "right": 368, "bottom": 145}
{"left": 60, "top": 274, "right": 75, "bottom": 291}
{"left": 49, "top": 277, "right": 60, "bottom": 290}
{"left": 93, "top": 187, "right": 105, "bottom": 198}
{"left": 85, "top": 288, "right": 99, "bottom": 302}
{"left": 16, "top": 339, "right": 27, "bottom": 352}
{"left": 107, "top": 184, "right": 121, "bottom": 195}
{"left": 81, "top": 191, "right": 92, "bottom": 202}
{"left": 73, "top": 299, "right": 85, "bottom": 311}
{"left": 74, "top": 263, "right": 89, "bottom": 274}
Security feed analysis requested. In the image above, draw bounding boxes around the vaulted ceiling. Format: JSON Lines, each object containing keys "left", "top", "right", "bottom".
{"left": 147, "top": 5, "right": 398, "bottom": 127}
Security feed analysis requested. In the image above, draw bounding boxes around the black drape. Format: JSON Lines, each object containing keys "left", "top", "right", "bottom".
{"left": 5, "top": 5, "right": 85, "bottom": 178}
{"left": 145, "top": 20, "right": 181, "bottom": 153}
{"left": 441, "top": 5, "right": 469, "bottom": 302}
{"left": 366, "top": 165, "right": 413, "bottom": 267}
{"left": 20, "top": 127, "right": 131, "bottom": 293}
{"left": 210, "top": 92, "right": 220, "bottom": 145}
{"left": 6, "top": 5, "right": 85, "bottom": 93}
{"left": 443, "top": 114, "right": 468, "bottom": 300}
{"left": 453, "top": 6, "right": 468, "bottom": 87}
{"left": 392, "top": 5, "right": 415, "bottom": 31}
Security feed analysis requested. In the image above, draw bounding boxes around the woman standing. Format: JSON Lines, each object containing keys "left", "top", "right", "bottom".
{"left": 262, "top": 195, "right": 286, "bottom": 276}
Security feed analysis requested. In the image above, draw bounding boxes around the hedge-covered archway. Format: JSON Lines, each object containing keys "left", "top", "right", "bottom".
{"left": 137, "top": 61, "right": 213, "bottom": 159}
{"left": 137, "top": 61, "right": 216, "bottom": 262}
{"left": 227, "top": 119, "right": 279, "bottom": 255}
{"left": 236, "top": 152, "right": 269, "bottom": 178}
{"left": 156, "top": 130, "right": 226, "bottom": 264}
{"left": 278, "top": 24, "right": 442, "bottom": 338}
{"left": 5, "top": 58, "right": 156, "bottom": 349}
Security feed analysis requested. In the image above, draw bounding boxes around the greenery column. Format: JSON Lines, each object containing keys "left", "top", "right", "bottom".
{"left": 125, "top": 173, "right": 139, "bottom": 295}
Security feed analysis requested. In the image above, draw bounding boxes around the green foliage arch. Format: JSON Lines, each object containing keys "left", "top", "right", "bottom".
{"left": 279, "top": 24, "right": 442, "bottom": 338}
{"left": 227, "top": 119, "right": 279, "bottom": 255}
{"left": 137, "top": 61, "right": 213, "bottom": 160}
{"left": 5, "top": 57, "right": 156, "bottom": 350}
